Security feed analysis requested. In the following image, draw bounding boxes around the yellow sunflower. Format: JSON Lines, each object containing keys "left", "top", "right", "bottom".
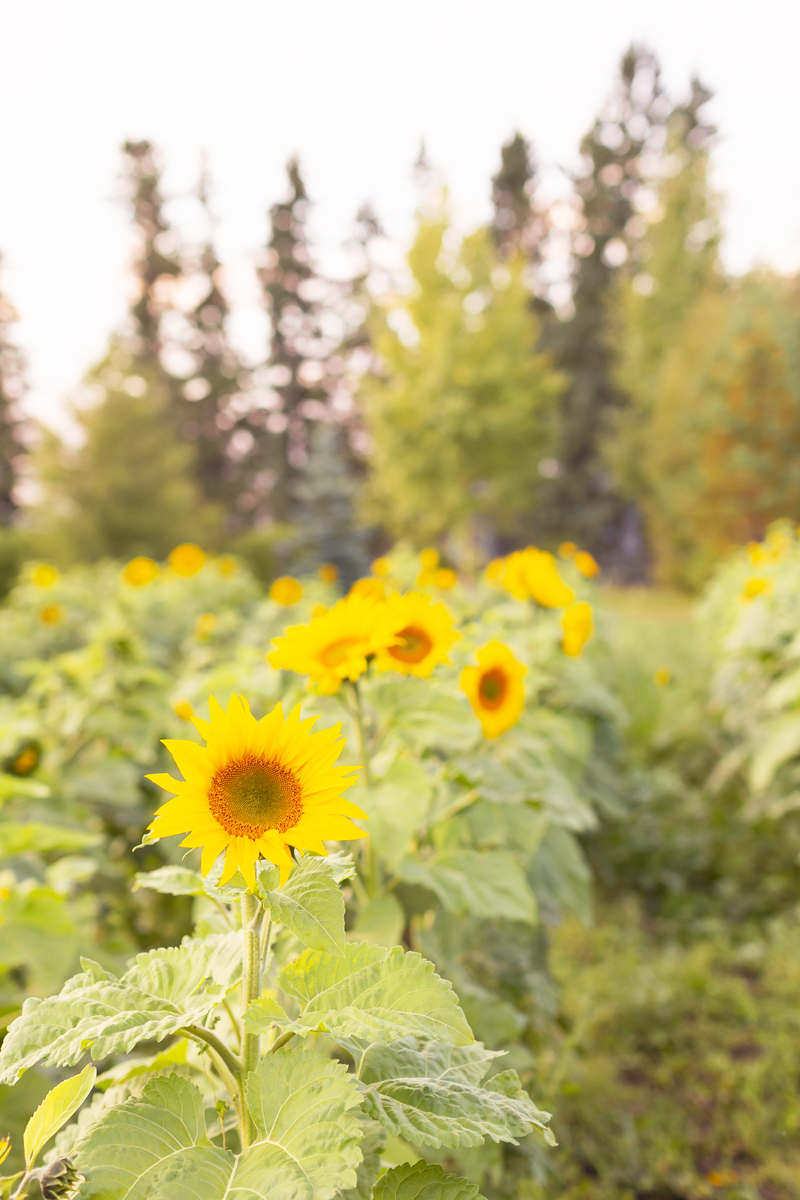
{"left": 268, "top": 592, "right": 398, "bottom": 694}
{"left": 270, "top": 576, "right": 303, "bottom": 606}
{"left": 376, "top": 591, "right": 460, "bottom": 679}
{"left": 502, "top": 547, "right": 574, "bottom": 608}
{"left": 573, "top": 550, "right": 600, "bottom": 579}
{"left": 123, "top": 556, "right": 159, "bottom": 587}
{"left": 461, "top": 641, "right": 527, "bottom": 738}
{"left": 561, "top": 601, "right": 594, "bottom": 657}
{"left": 170, "top": 543, "right": 206, "bottom": 577}
{"left": 146, "top": 694, "right": 366, "bottom": 888}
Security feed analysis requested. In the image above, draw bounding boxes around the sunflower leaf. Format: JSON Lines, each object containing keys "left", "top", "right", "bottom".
{"left": 246, "top": 943, "right": 473, "bottom": 1046}
{"left": 358, "top": 1038, "right": 554, "bottom": 1149}
{"left": 0, "top": 934, "right": 240, "bottom": 1083}
{"left": 259, "top": 855, "right": 346, "bottom": 955}
{"left": 132, "top": 866, "right": 205, "bottom": 896}
{"left": 336, "top": 1119, "right": 385, "bottom": 1200}
{"left": 395, "top": 851, "right": 537, "bottom": 924}
{"left": 23, "top": 1063, "right": 96, "bottom": 1169}
{"left": 372, "top": 1161, "right": 486, "bottom": 1200}
{"left": 74, "top": 1067, "right": 364, "bottom": 1200}
{"left": 246, "top": 1047, "right": 364, "bottom": 1193}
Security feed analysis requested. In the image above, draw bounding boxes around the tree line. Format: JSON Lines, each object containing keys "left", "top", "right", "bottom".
{"left": 1, "top": 45, "right": 798, "bottom": 589}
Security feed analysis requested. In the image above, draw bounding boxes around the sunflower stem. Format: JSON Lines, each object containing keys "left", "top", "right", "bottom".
{"left": 349, "top": 680, "right": 378, "bottom": 897}
{"left": 239, "top": 891, "right": 264, "bottom": 1149}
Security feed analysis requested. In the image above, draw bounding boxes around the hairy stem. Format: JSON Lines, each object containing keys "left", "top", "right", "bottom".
{"left": 239, "top": 891, "right": 264, "bottom": 1149}
{"left": 348, "top": 680, "right": 378, "bottom": 896}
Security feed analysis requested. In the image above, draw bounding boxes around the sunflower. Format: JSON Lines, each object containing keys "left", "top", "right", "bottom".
{"left": 123, "top": 556, "right": 159, "bottom": 587}
{"left": 32, "top": 564, "right": 59, "bottom": 588}
{"left": 376, "top": 591, "right": 460, "bottom": 678}
{"left": 270, "top": 576, "right": 303, "bottom": 606}
{"left": 573, "top": 550, "right": 600, "bottom": 579}
{"left": 502, "top": 547, "right": 574, "bottom": 608}
{"left": 146, "top": 694, "right": 366, "bottom": 888}
{"left": 268, "top": 592, "right": 398, "bottom": 694}
{"left": 561, "top": 601, "right": 593, "bottom": 657}
{"left": 741, "top": 576, "right": 772, "bottom": 602}
{"left": 170, "top": 543, "right": 206, "bottom": 577}
{"left": 461, "top": 641, "right": 527, "bottom": 738}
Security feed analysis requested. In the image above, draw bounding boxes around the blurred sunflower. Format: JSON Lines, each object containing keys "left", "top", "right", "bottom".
{"left": 270, "top": 576, "right": 303, "bottom": 605}
{"left": 484, "top": 557, "right": 506, "bottom": 584}
{"left": 573, "top": 550, "right": 600, "bottom": 579}
{"left": 39, "top": 603, "right": 63, "bottom": 625}
{"left": 122, "top": 556, "right": 159, "bottom": 587}
{"left": 169, "top": 543, "right": 206, "bottom": 577}
{"left": 561, "top": 601, "right": 594, "bottom": 656}
{"left": 350, "top": 577, "right": 385, "bottom": 601}
{"left": 502, "top": 548, "right": 574, "bottom": 608}
{"left": 461, "top": 641, "right": 527, "bottom": 738}
{"left": 268, "top": 592, "right": 398, "bottom": 694}
{"left": 742, "top": 576, "right": 772, "bottom": 602}
{"left": 31, "top": 564, "right": 59, "bottom": 588}
{"left": 319, "top": 563, "right": 339, "bottom": 584}
{"left": 376, "top": 591, "right": 460, "bottom": 678}
{"left": 147, "top": 694, "right": 366, "bottom": 888}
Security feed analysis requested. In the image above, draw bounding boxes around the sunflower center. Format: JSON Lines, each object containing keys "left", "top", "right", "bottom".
{"left": 319, "top": 636, "right": 365, "bottom": 668}
{"left": 208, "top": 754, "right": 303, "bottom": 839}
{"left": 389, "top": 624, "right": 433, "bottom": 664}
{"left": 479, "top": 668, "right": 507, "bottom": 710}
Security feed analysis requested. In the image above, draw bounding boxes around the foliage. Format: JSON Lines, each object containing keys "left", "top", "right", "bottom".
{"left": 0, "top": 258, "right": 30, "bottom": 524}
{"left": 361, "top": 210, "right": 563, "bottom": 548}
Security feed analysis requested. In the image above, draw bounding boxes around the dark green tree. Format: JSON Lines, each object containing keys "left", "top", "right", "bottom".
{"left": 0, "top": 261, "right": 30, "bottom": 522}
{"left": 257, "top": 157, "right": 332, "bottom": 524}
{"left": 291, "top": 421, "right": 367, "bottom": 586}
{"left": 535, "top": 46, "right": 668, "bottom": 559}
{"left": 490, "top": 131, "right": 550, "bottom": 290}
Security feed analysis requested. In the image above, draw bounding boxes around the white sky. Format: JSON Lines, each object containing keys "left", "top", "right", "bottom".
{"left": 1, "top": 0, "right": 798, "bottom": 428}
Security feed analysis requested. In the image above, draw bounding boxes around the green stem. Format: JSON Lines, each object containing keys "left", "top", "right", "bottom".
{"left": 270, "top": 1029, "right": 296, "bottom": 1053}
{"left": 239, "top": 892, "right": 264, "bottom": 1149}
{"left": 348, "top": 680, "right": 378, "bottom": 896}
{"left": 180, "top": 1024, "right": 242, "bottom": 1081}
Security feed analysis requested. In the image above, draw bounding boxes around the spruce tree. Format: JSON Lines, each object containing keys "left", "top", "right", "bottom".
{"left": 257, "top": 157, "right": 330, "bottom": 524}
{"left": 0, "top": 260, "right": 30, "bottom": 523}
{"left": 536, "top": 46, "right": 668, "bottom": 558}
{"left": 291, "top": 421, "right": 367, "bottom": 586}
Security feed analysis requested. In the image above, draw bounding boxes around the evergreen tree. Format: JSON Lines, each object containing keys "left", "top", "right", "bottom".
{"left": 0, "top": 259, "right": 30, "bottom": 522}
{"left": 257, "top": 157, "right": 331, "bottom": 524}
{"left": 361, "top": 205, "right": 563, "bottom": 551}
{"left": 291, "top": 421, "right": 367, "bottom": 586}
{"left": 535, "top": 46, "right": 668, "bottom": 558}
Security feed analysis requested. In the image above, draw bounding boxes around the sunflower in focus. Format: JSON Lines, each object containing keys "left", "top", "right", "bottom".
{"left": 561, "top": 601, "right": 593, "bottom": 657}
{"left": 170, "top": 543, "right": 206, "bottom": 577}
{"left": 461, "top": 641, "right": 527, "bottom": 738}
{"left": 268, "top": 592, "right": 398, "bottom": 694}
{"left": 376, "top": 591, "right": 460, "bottom": 678}
{"left": 123, "top": 556, "right": 159, "bottom": 587}
{"left": 147, "top": 694, "right": 365, "bottom": 888}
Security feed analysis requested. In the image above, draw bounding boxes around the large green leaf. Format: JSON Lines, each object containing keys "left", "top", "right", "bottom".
{"left": 337, "top": 1119, "right": 385, "bottom": 1200}
{"left": 372, "top": 1161, "right": 485, "bottom": 1200}
{"left": 132, "top": 866, "right": 205, "bottom": 896}
{"left": 396, "top": 851, "right": 537, "bottom": 924}
{"left": 259, "top": 855, "right": 346, "bottom": 955}
{"left": 0, "top": 933, "right": 240, "bottom": 1083}
{"left": 24, "top": 1064, "right": 96, "bottom": 1168}
{"left": 75, "top": 1065, "right": 364, "bottom": 1200}
{"left": 246, "top": 1048, "right": 363, "bottom": 1195}
{"left": 246, "top": 943, "right": 473, "bottom": 1046}
{"left": 357, "top": 1039, "right": 553, "bottom": 1149}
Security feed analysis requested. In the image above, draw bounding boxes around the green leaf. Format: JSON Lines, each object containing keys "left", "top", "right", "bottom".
{"left": 358, "top": 1039, "right": 553, "bottom": 1149}
{"left": 372, "top": 1161, "right": 485, "bottom": 1200}
{"left": 260, "top": 855, "right": 346, "bottom": 955}
{"left": 0, "top": 933, "right": 240, "bottom": 1083}
{"left": 132, "top": 866, "right": 205, "bottom": 896}
{"left": 351, "top": 758, "right": 433, "bottom": 870}
{"left": 337, "top": 1120, "right": 385, "bottom": 1200}
{"left": 350, "top": 894, "right": 405, "bottom": 949}
{"left": 246, "top": 943, "right": 473, "bottom": 1046}
{"left": 0, "top": 886, "right": 79, "bottom": 994}
{"left": 0, "top": 822, "right": 98, "bottom": 857}
{"left": 74, "top": 1074, "right": 223, "bottom": 1198}
{"left": 246, "top": 1047, "right": 364, "bottom": 1195}
{"left": 76, "top": 1065, "right": 364, "bottom": 1200}
{"left": 24, "top": 1064, "right": 96, "bottom": 1169}
{"left": 396, "top": 851, "right": 537, "bottom": 924}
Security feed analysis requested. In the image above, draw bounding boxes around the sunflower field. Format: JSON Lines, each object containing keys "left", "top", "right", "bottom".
{"left": 3, "top": 535, "right": 800, "bottom": 1198}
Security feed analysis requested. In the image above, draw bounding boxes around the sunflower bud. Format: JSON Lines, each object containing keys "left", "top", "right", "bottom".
{"left": 37, "top": 1157, "right": 84, "bottom": 1199}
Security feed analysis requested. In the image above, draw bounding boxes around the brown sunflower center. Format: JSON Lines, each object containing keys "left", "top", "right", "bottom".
{"left": 319, "top": 636, "right": 365, "bottom": 668}
{"left": 478, "top": 668, "right": 507, "bottom": 710}
{"left": 208, "top": 754, "right": 302, "bottom": 839}
{"left": 389, "top": 624, "right": 433, "bottom": 664}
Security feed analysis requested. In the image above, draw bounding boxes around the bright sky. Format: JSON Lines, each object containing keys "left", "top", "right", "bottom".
{"left": 1, "top": 0, "right": 798, "bottom": 428}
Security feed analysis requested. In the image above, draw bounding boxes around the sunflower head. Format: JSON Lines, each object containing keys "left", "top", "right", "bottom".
{"left": 461, "top": 641, "right": 527, "bottom": 738}
{"left": 558, "top": 542, "right": 578, "bottom": 559}
{"left": 146, "top": 694, "right": 366, "bottom": 888}
{"left": 32, "top": 564, "right": 59, "bottom": 589}
{"left": 39, "top": 603, "right": 64, "bottom": 626}
{"left": 484, "top": 557, "right": 506, "bottom": 585}
{"left": 170, "top": 543, "right": 206, "bottom": 577}
{"left": 574, "top": 550, "right": 600, "bottom": 579}
{"left": 741, "top": 576, "right": 772, "bottom": 602}
{"left": 654, "top": 667, "right": 672, "bottom": 687}
{"left": 561, "top": 601, "right": 594, "bottom": 657}
{"left": 319, "top": 563, "right": 339, "bottom": 584}
{"left": 123, "top": 556, "right": 159, "bottom": 587}
{"left": 376, "top": 590, "right": 460, "bottom": 679}
{"left": 270, "top": 576, "right": 303, "bottom": 606}
{"left": 268, "top": 592, "right": 398, "bottom": 694}
{"left": 503, "top": 548, "right": 574, "bottom": 608}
